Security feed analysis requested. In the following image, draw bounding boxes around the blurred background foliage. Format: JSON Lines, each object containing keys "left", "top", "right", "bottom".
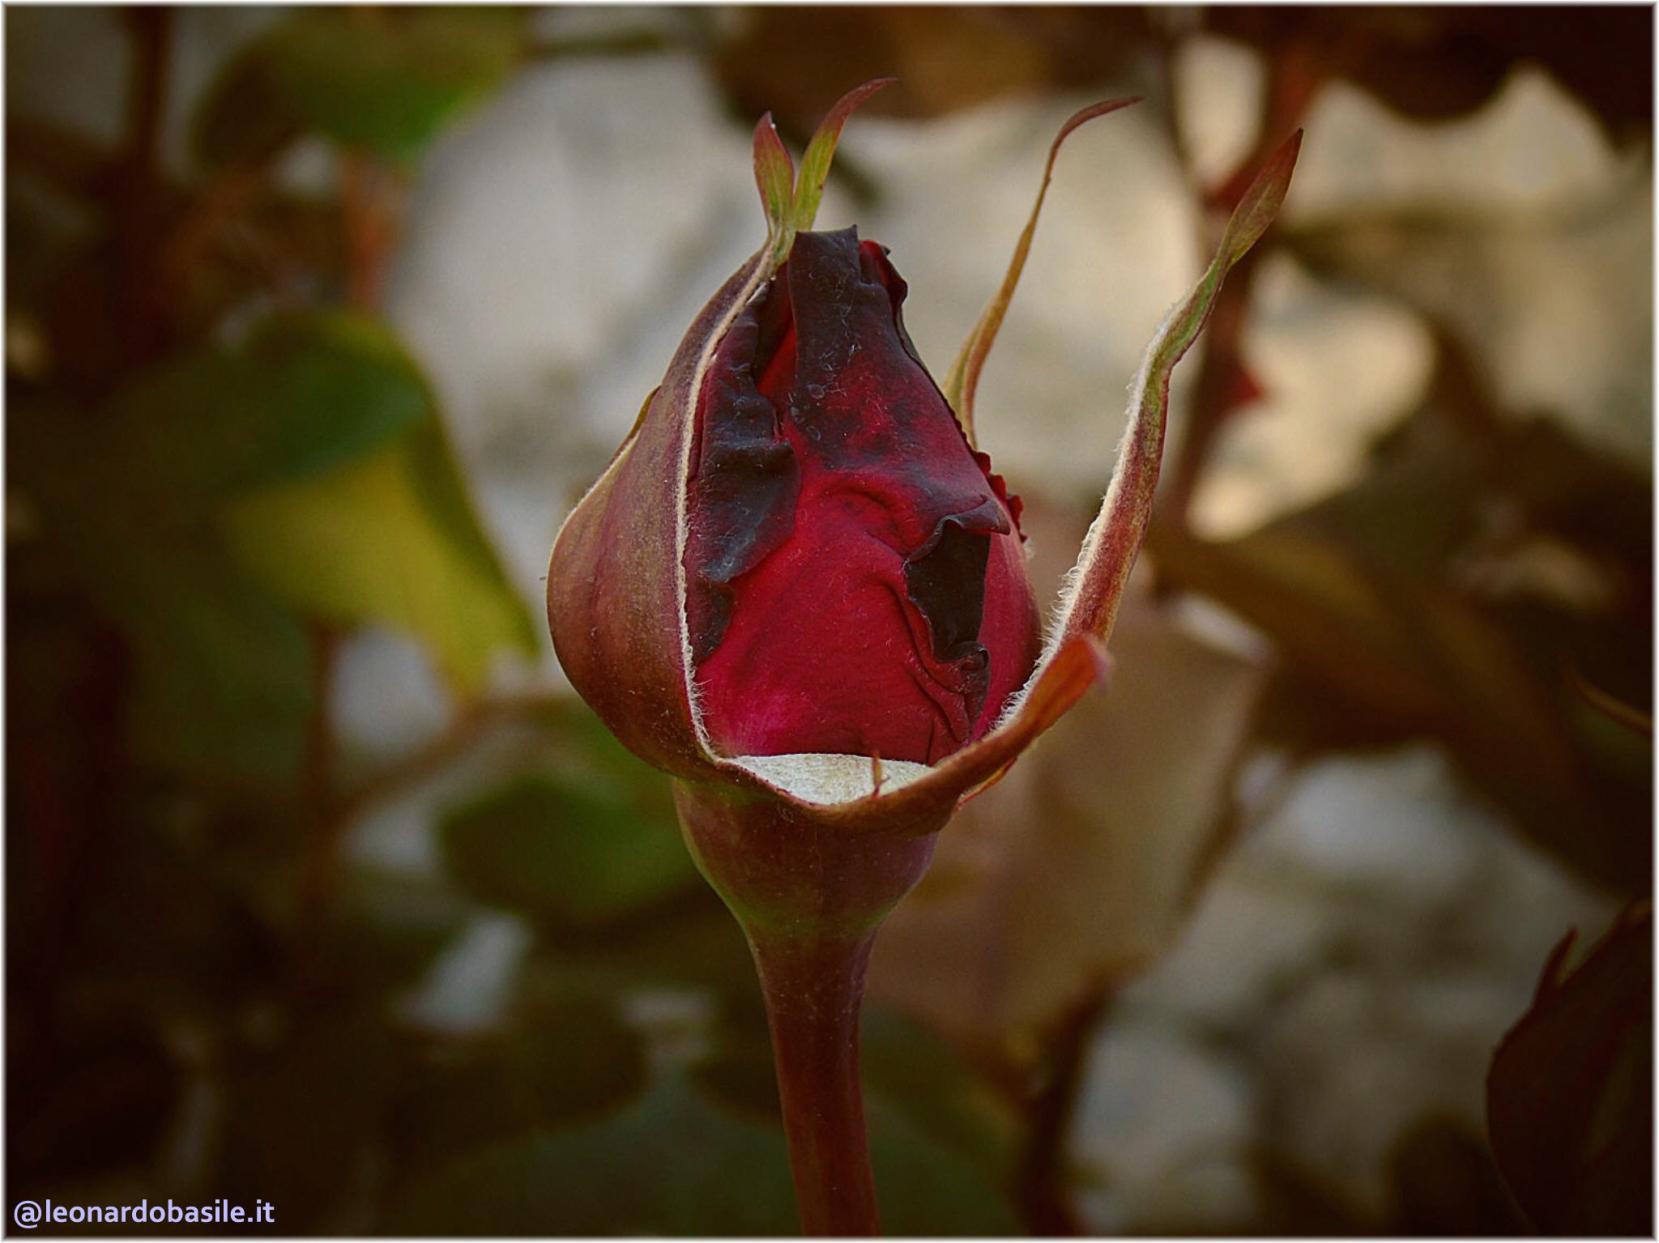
{"left": 6, "top": 5, "right": 1651, "bottom": 1235}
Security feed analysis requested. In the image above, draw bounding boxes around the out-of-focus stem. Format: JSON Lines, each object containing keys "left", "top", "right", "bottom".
{"left": 299, "top": 624, "right": 342, "bottom": 922}
{"left": 118, "top": 8, "right": 172, "bottom": 366}
{"left": 1016, "top": 985, "right": 1112, "bottom": 1233}
{"left": 750, "top": 930, "right": 881, "bottom": 1236}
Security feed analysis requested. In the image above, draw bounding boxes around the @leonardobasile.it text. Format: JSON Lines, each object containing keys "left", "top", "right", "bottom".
{"left": 12, "top": 1197, "right": 275, "bottom": 1229}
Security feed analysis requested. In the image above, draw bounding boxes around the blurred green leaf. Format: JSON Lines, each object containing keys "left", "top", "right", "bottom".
{"left": 861, "top": 1006, "right": 1020, "bottom": 1185}
{"left": 1487, "top": 907, "right": 1653, "bottom": 1234}
{"left": 189, "top": 37, "right": 305, "bottom": 170}
{"left": 120, "top": 544, "right": 316, "bottom": 788}
{"left": 264, "top": 8, "right": 526, "bottom": 163}
{"left": 388, "top": 1073, "right": 799, "bottom": 1235}
{"left": 541, "top": 699, "right": 684, "bottom": 812}
{"left": 226, "top": 312, "right": 438, "bottom": 485}
{"left": 526, "top": 887, "right": 758, "bottom": 998}
{"left": 393, "top": 998, "right": 648, "bottom": 1180}
{"left": 689, "top": 1004, "right": 1022, "bottom": 1234}
{"left": 868, "top": 1095, "right": 1021, "bottom": 1236}
{"left": 222, "top": 418, "right": 536, "bottom": 693}
{"left": 437, "top": 773, "right": 699, "bottom": 927}
{"left": 17, "top": 425, "right": 314, "bottom": 788}
{"left": 389, "top": 1065, "right": 1016, "bottom": 1236}
{"left": 13, "top": 311, "right": 448, "bottom": 786}
{"left": 20, "top": 310, "right": 434, "bottom": 547}
{"left": 113, "top": 311, "right": 435, "bottom": 507}
{"left": 688, "top": 1034, "right": 780, "bottom": 1121}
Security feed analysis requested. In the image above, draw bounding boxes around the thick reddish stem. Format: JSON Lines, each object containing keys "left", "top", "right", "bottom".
{"left": 751, "top": 931, "right": 881, "bottom": 1235}
{"left": 673, "top": 780, "right": 944, "bottom": 1236}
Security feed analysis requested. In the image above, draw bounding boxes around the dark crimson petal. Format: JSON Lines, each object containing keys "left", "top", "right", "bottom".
{"left": 785, "top": 231, "right": 987, "bottom": 509}
{"left": 906, "top": 508, "right": 1000, "bottom": 660}
{"left": 685, "top": 298, "right": 800, "bottom": 662}
{"left": 902, "top": 500, "right": 1017, "bottom": 735}
{"left": 686, "top": 227, "right": 1041, "bottom": 765}
{"left": 752, "top": 266, "right": 797, "bottom": 373}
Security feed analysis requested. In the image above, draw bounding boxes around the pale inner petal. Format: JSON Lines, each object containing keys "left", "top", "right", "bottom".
{"left": 728, "top": 752, "right": 933, "bottom": 805}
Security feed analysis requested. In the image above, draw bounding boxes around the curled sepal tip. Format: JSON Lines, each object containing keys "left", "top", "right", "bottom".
{"left": 1044, "top": 127, "right": 1303, "bottom": 657}
{"left": 943, "top": 96, "right": 1142, "bottom": 445}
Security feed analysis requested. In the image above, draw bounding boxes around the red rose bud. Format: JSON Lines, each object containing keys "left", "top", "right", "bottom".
{"left": 685, "top": 228, "right": 1040, "bottom": 766}
{"left": 546, "top": 80, "right": 1300, "bottom": 1236}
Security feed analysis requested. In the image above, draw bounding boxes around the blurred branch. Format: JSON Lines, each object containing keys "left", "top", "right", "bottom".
{"left": 119, "top": 8, "right": 170, "bottom": 200}
{"left": 340, "top": 153, "right": 400, "bottom": 312}
{"left": 291, "top": 153, "right": 401, "bottom": 933}
{"left": 1016, "top": 984, "right": 1112, "bottom": 1235}
{"left": 1146, "top": 21, "right": 1200, "bottom": 213}
{"left": 117, "top": 8, "right": 173, "bottom": 364}
{"left": 1160, "top": 36, "right": 1325, "bottom": 527}
{"left": 1569, "top": 667, "right": 1652, "bottom": 738}
{"left": 334, "top": 690, "right": 567, "bottom": 826}
{"left": 299, "top": 625, "right": 343, "bottom": 924}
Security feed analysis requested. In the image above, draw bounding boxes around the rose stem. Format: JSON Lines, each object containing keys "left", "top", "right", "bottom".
{"left": 749, "top": 929, "right": 882, "bottom": 1236}
{"left": 674, "top": 783, "right": 941, "bottom": 1236}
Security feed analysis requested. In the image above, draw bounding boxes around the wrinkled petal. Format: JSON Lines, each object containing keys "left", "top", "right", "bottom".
{"left": 687, "top": 228, "right": 1041, "bottom": 765}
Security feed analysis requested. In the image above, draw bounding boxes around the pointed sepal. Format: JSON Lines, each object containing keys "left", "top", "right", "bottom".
{"left": 753, "top": 111, "right": 797, "bottom": 263}
{"left": 791, "top": 78, "right": 894, "bottom": 234}
{"left": 1043, "top": 128, "right": 1303, "bottom": 654}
